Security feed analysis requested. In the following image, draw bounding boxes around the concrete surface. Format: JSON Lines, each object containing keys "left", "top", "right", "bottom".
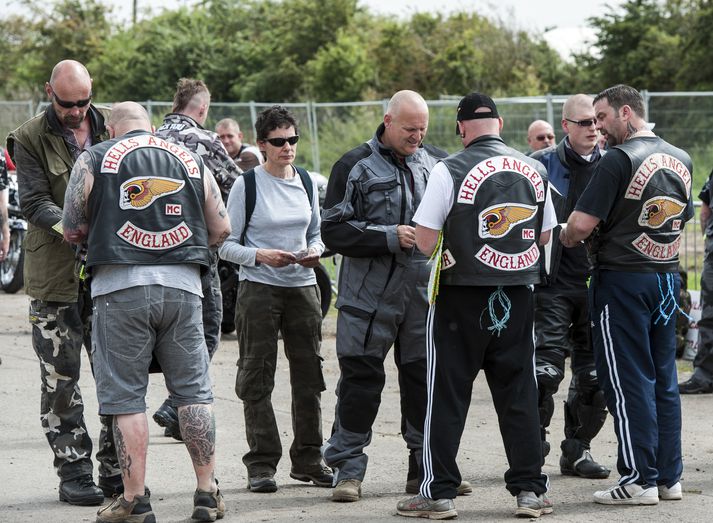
{"left": 1, "top": 290, "right": 712, "bottom": 522}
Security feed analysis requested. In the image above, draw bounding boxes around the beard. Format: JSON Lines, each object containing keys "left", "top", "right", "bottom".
{"left": 62, "top": 114, "right": 84, "bottom": 129}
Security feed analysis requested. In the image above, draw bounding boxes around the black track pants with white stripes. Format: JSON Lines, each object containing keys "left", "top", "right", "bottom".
{"left": 589, "top": 270, "right": 683, "bottom": 488}
{"left": 419, "top": 284, "right": 548, "bottom": 500}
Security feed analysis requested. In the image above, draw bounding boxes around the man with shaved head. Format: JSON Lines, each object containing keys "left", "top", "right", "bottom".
{"left": 215, "top": 117, "right": 263, "bottom": 171}
{"left": 527, "top": 119, "right": 556, "bottom": 153}
{"left": 530, "top": 94, "right": 610, "bottom": 481}
{"left": 397, "top": 92, "right": 555, "bottom": 519}
{"left": 6, "top": 59, "right": 121, "bottom": 506}
{"left": 63, "top": 101, "right": 230, "bottom": 522}
{"left": 152, "top": 78, "right": 241, "bottom": 442}
{"left": 321, "top": 90, "right": 472, "bottom": 502}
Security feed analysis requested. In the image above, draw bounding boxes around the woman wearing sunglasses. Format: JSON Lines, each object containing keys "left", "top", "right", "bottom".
{"left": 218, "top": 105, "right": 332, "bottom": 493}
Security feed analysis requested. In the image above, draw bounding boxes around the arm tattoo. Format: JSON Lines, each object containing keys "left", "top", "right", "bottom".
{"left": 113, "top": 417, "right": 133, "bottom": 479}
{"left": 211, "top": 231, "right": 229, "bottom": 249}
{"left": 62, "top": 152, "right": 91, "bottom": 242}
{"left": 178, "top": 405, "right": 215, "bottom": 466}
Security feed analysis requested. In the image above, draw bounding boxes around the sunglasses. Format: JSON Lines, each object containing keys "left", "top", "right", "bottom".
{"left": 565, "top": 118, "right": 596, "bottom": 127}
{"left": 536, "top": 134, "right": 555, "bottom": 141}
{"left": 264, "top": 135, "right": 299, "bottom": 147}
{"left": 52, "top": 91, "right": 92, "bottom": 108}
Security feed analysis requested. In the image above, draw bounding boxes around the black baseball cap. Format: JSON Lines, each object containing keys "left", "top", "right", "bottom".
{"left": 455, "top": 92, "right": 499, "bottom": 134}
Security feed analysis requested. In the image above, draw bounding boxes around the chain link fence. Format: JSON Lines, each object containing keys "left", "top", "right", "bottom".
{"left": 2, "top": 93, "right": 710, "bottom": 281}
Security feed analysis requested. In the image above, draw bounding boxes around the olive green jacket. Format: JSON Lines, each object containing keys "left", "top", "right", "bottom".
{"left": 7, "top": 105, "right": 110, "bottom": 302}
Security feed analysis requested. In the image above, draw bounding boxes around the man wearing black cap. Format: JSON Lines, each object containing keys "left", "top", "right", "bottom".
{"left": 397, "top": 93, "right": 555, "bottom": 519}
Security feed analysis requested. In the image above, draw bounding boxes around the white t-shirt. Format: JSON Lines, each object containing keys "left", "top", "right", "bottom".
{"left": 413, "top": 161, "right": 557, "bottom": 232}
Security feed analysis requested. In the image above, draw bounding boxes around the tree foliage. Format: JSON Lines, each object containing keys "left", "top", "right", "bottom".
{"left": 0, "top": 0, "right": 569, "bottom": 102}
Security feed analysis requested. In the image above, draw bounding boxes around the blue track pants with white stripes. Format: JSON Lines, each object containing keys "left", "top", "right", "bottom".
{"left": 589, "top": 270, "right": 682, "bottom": 488}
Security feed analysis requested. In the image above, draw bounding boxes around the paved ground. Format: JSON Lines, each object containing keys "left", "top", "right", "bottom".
{"left": 1, "top": 290, "right": 712, "bottom": 522}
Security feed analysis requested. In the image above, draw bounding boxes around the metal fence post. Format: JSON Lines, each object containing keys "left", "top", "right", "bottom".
{"left": 308, "top": 101, "right": 320, "bottom": 173}
{"left": 249, "top": 101, "right": 258, "bottom": 133}
{"left": 641, "top": 89, "right": 650, "bottom": 121}
{"left": 546, "top": 93, "right": 554, "bottom": 126}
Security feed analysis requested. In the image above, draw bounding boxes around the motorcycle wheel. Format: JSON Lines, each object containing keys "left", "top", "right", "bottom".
{"left": 1, "top": 229, "right": 25, "bottom": 294}
{"left": 314, "top": 263, "right": 332, "bottom": 318}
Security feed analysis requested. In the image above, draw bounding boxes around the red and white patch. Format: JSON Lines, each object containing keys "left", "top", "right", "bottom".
{"left": 441, "top": 249, "right": 456, "bottom": 270}
{"left": 102, "top": 134, "right": 201, "bottom": 178}
{"left": 631, "top": 233, "right": 681, "bottom": 261}
{"left": 165, "top": 203, "right": 182, "bottom": 216}
{"left": 116, "top": 221, "right": 193, "bottom": 250}
{"left": 522, "top": 229, "right": 535, "bottom": 240}
{"left": 475, "top": 243, "right": 540, "bottom": 271}
{"left": 457, "top": 156, "right": 545, "bottom": 205}
{"left": 672, "top": 219, "right": 682, "bottom": 231}
{"left": 625, "top": 153, "right": 691, "bottom": 200}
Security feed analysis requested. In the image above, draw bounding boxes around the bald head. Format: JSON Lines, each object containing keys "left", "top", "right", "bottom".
{"left": 382, "top": 90, "right": 429, "bottom": 157}
{"left": 107, "top": 102, "right": 152, "bottom": 137}
{"left": 563, "top": 94, "right": 594, "bottom": 120}
{"left": 45, "top": 60, "right": 93, "bottom": 130}
{"left": 527, "top": 120, "right": 555, "bottom": 151}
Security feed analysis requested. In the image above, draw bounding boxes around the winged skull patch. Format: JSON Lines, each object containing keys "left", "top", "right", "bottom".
{"left": 119, "top": 177, "right": 185, "bottom": 210}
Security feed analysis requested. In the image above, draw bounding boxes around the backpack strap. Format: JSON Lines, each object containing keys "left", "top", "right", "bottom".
{"left": 240, "top": 168, "right": 256, "bottom": 245}
{"left": 240, "top": 166, "right": 313, "bottom": 245}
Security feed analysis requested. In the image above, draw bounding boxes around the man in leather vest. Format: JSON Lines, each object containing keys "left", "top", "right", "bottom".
{"left": 397, "top": 92, "right": 556, "bottom": 520}
{"left": 6, "top": 60, "right": 120, "bottom": 505}
{"left": 531, "top": 94, "right": 610, "bottom": 480}
{"left": 62, "top": 102, "right": 231, "bottom": 522}
{"left": 152, "top": 78, "right": 240, "bottom": 441}
{"left": 562, "top": 84, "right": 692, "bottom": 505}
{"left": 321, "top": 90, "right": 474, "bottom": 502}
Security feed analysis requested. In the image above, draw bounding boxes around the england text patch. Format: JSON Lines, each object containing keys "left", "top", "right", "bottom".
{"left": 475, "top": 243, "right": 540, "bottom": 271}
{"left": 631, "top": 233, "right": 680, "bottom": 261}
{"left": 117, "top": 221, "right": 193, "bottom": 250}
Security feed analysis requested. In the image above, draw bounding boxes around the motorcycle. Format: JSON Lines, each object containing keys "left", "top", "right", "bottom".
{"left": 1, "top": 170, "right": 27, "bottom": 294}
{"left": 220, "top": 171, "right": 335, "bottom": 333}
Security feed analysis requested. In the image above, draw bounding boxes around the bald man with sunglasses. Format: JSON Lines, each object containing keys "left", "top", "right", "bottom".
{"left": 6, "top": 59, "right": 121, "bottom": 506}
{"left": 530, "top": 94, "right": 609, "bottom": 481}
{"left": 527, "top": 120, "right": 556, "bottom": 153}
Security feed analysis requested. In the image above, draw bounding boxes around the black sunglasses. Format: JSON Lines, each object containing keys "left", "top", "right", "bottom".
{"left": 536, "top": 133, "right": 555, "bottom": 141}
{"left": 52, "top": 91, "right": 92, "bottom": 108}
{"left": 565, "top": 118, "right": 596, "bottom": 127}
{"left": 264, "top": 135, "right": 299, "bottom": 147}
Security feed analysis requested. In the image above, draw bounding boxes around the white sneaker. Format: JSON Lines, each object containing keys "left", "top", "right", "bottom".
{"left": 593, "top": 483, "right": 659, "bottom": 505}
{"left": 658, "top": 482, "right": 682, "bottom": 500}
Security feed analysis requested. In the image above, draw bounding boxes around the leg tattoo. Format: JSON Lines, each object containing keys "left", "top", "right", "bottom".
{"left": 113, "top": 417, "right": 132, "bottom": 479}
{"left": 179, "top": 405, "right": 215, "bottom": 466}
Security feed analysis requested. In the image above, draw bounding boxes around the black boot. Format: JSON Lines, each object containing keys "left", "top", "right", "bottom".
{"left": 153, "top": 400, "right": 182, "bottom": 441}
{"left": 560, "top": 438, "right": 610, "bottom": 479}
{"left": 59, "top": 475, "right": 105, "bottom": 506}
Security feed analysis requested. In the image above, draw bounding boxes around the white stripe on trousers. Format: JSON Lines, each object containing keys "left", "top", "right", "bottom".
{"left": 420, "top": 302, "right": 437, "bottom": 498}
{"left": 600, "top": 304, "right": 640, "bottom": 485}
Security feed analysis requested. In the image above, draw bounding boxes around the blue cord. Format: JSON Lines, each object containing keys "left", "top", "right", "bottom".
{"left": 479, "top": 286, "right": 511, "bottom": 337}
{"left": 655, "top": 273, "right": 691, "bottom": 326}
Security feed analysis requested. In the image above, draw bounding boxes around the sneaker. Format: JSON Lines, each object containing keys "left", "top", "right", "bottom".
{"left": 560, "top": 450, "right": 610, "bottom": 479}
{"left": 96, "top": 490, "right": 155, "bottom": 522}
{"left": 515, "top": 491, "right": 553, "bottom": 518}
{"left": 593, "top": 483, "right": 659, "bottom": 505}
{"left": 396, "top": 494, "right": 457, "bottom": 520}
{"left": 153, "top": 401, "right": 182, "bottom": 441}
{"left": 405, "top": 479, "right": 473, "bottom": 496}
{"left": 678, "top": 376, "right": 713, "bottom": 394}
{"left": 98, "top": 474, "right": 124, "bottom": 498}
{"left": 290, "top": 466, "right": 334, "bottom": 487}
{"left": 59, "top": 475, "right": 105, "bottom": 506}
{"left": 332, "top": 479, "right": 362, "bottom": 502}
{"left": 192, "top": 482, "right": 226, "bottom": 521}
{"left": 658, "top": 482, "right": 682, "bottom": 501}
{"left": 247, "top": 471, "right": 278, "bottom": 493}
